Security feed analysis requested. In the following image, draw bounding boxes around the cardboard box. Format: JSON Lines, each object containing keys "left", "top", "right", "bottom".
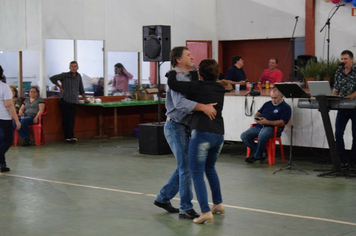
{"left": 137, "top": 88, "right": 158, "bottom": 100}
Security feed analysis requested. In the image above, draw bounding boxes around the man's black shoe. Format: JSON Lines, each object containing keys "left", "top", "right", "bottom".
{"left": 341, "top": 163, "right": 349, "bottom": 169}
{"left": 22, "top": 139, "right": 31, "bottom": 147}
{"left": 154, "top": 200, "right": 179, "bottom": 213}
{"left": 260, "top": 150, "right": 268, "bottom": 164}
{"left": 179, "top": 209, "right": 200, "bottom": 219}
{"left": 0, "top": 167, "right": 10, "bottom": 173}
{"left": 245, "top": 157, "right": 257, "bottom": 163}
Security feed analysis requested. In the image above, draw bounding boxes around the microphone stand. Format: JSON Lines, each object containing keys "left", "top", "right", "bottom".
{"left": 285, "top": 16, "right": 299, "bottom": 81}
{"left": 273, "top": 83, "right": 309, "bottom": 175}
{"left": 320, "top": 5, "right": 343, "bottom": 78}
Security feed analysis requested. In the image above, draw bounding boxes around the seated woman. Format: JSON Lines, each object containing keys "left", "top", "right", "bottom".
{"left": 9, "top": 85, "right": 22, "bottom": 113}
{"left": 94, "top": 77, "right": 104, "bottom": 96}
{"left": 13, "top": 86, "right": 45, "bottom": 146}
{"left": 166, "top": 59, "right": 226, "bottom": 224}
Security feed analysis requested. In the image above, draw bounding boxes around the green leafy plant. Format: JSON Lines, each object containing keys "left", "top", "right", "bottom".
{"left": 295, "top": 59, "right": 321, "bottom": 79}
{"left": 328, "top": 57, "right": 341, "bottom": 87}
{"left": 318, "top": 57, "right": 340, "bottom": 84}
{"left": 318, "top": 58, "right": 327, "bottom": 80}
{"left": 132, "top": 80, "right": 147, "bottom": 92}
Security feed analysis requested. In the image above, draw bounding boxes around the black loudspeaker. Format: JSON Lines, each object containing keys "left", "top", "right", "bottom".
{"left": 143, "top": 25, "right": 171, "bottom": 62}
{"left": 139, "top": 123, "right": 172, "bottom": 155}
{"left": 296, "top": 55, "right": 317, "bottom": 81}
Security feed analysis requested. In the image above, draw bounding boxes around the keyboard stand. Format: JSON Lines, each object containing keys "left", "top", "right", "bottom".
{"left": 313, "top": 95, "right": 347, "bottom": 177}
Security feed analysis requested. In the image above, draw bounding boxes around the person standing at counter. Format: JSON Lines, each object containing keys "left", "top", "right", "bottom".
{"left": 0, "top": 81, "right": 21, "bottom": 172}
{"left": 259, "top": 57, "right": 283, "bottom": 86}
{"left": 333, "top": 50, "right": 356, "bottom": 168}
{"left": 111, "top": 63, "right": 133, "bottom": 94}
{"left": 50, "top": 61, "right": 90, "bottom": 143}
{"left": 224, "top": 55, "right": 247, "bottom": 90}
{"left": 94, "top": 77, "right": 104, "bottom": 96}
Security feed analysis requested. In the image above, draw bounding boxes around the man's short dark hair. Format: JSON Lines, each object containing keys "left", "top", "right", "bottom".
{"left": 232, "top": 55, "right": 242, "bottom": 65}
{"left": 198, "top": 59, "right": 220, "bottom": 81}
{"left": 70, "top": 61, "right": 78, "bottom": 66}
{"left": 270, "top": 57, "right": 278, "bottom": 64}
{"left": 170, "top": 46, "right": 189, "bottom": 67}
{"left": 341, "top": 50, "right": 354, "bottom": 59}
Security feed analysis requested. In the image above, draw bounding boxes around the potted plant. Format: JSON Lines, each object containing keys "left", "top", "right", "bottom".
{"left": 318, "top": 58, "right": 327, "bottom": 81}
{"left": 318, "top": 57, "right": 340, "bottom": 87}
{"left": 328, "top": 57, "right": 341, "bottom": 88}
{"left": 132, "top": 80, "right": 145, "bottom": 100}
{"left": 132, "top": 80, "right": 157, "bottom": 100}
{"left": 295, "top": 59, "right": 321, "bottom": 89}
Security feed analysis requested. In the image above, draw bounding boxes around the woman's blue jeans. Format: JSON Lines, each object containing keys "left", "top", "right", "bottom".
{"left": 156, "top": 120, "right": 193, "bottom": 211}
{"left": 240, "top": 125, "right": 274, "bottom": 159}
{"left": 12, "top": 116, "right": 35, "bottom": 140}
{"left": 189, "top": 129, "right": 224, "bottom": 213}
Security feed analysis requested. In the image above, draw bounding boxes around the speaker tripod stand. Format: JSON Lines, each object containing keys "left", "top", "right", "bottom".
{"left": 273, "top": 83, "right": 309, "bottom": 175}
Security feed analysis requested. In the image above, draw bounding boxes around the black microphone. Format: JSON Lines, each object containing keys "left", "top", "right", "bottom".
{"left": 337, "top": 3, "right": 345, "bottom": 7}
{"left": 339, "top": 62, "right": 345, "bottom": 69}
{"left": 295, "top": 16, "right": 299, "bottom": 19}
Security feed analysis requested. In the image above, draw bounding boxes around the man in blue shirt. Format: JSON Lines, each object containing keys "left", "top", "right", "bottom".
{"left": 241, "top": 88, "right": 291, "bottom": 163}
{"left": 154, "top": 46, "right": 217, "bottom": 219}
{"left": 224, "top": 55, "right": 247, "bottom": 90}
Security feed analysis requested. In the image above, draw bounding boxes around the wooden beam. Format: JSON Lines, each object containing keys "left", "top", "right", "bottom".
{"left": 305, "top": 0, "right": 315, "bottom": 55}
{"left": 19, "top": 51, "right": 23, "bottom": 97}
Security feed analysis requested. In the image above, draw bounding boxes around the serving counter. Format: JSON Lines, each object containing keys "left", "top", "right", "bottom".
{"left": 78, "top": 100, "right": 165, "bottom": 138}
{"left": 37, "top": 96, "right": 164, "bottom": 143}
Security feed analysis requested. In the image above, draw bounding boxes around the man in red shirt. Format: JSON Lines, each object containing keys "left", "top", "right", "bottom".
{"left": 259, "top": 58, "right": 283, "bottom": 86}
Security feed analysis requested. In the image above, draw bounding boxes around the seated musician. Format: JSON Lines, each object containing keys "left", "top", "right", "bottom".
{"left": 241, "top": 88, "right": 291, "bottom": 163}
{"left": 333, "top": 50, "right": 356, "bottom": 168}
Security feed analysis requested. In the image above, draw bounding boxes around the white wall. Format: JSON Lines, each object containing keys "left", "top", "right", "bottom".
{"left": 216, "top": 0, "right": 306, "bottom": 40}
{"left": 2, "top": 0, "right": 356, "bottom": 95}
{"left": 315, "top": 1, "right": 356, "bottom": 60}
{"left": 1, "top": 0, "right": 217, "bottom": 52}
{"left": 3, "top": 1, "right": 356, "bottom": 57}
{"left": 0, "top": 0, "right": 218, "bottom": 96}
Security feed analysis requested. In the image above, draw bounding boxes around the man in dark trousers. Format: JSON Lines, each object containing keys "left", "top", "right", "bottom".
{"left": 333, "top": 50, "right": 356, "bottom": 168}
{"left": 50, "top": 61, "right": 90, "bottom": 142}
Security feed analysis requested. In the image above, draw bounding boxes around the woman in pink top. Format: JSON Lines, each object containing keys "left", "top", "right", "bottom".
{"left": 112, "top": 63, "right": 133, "bottom": 94}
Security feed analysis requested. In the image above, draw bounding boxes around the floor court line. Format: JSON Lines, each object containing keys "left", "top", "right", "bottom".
{"left": 3, "top": 173, "right": 356, "bottom": 227}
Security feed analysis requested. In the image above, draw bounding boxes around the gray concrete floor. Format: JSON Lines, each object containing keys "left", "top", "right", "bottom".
{"left": 1, "top": 138, "right": 356, "bottom": 236}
